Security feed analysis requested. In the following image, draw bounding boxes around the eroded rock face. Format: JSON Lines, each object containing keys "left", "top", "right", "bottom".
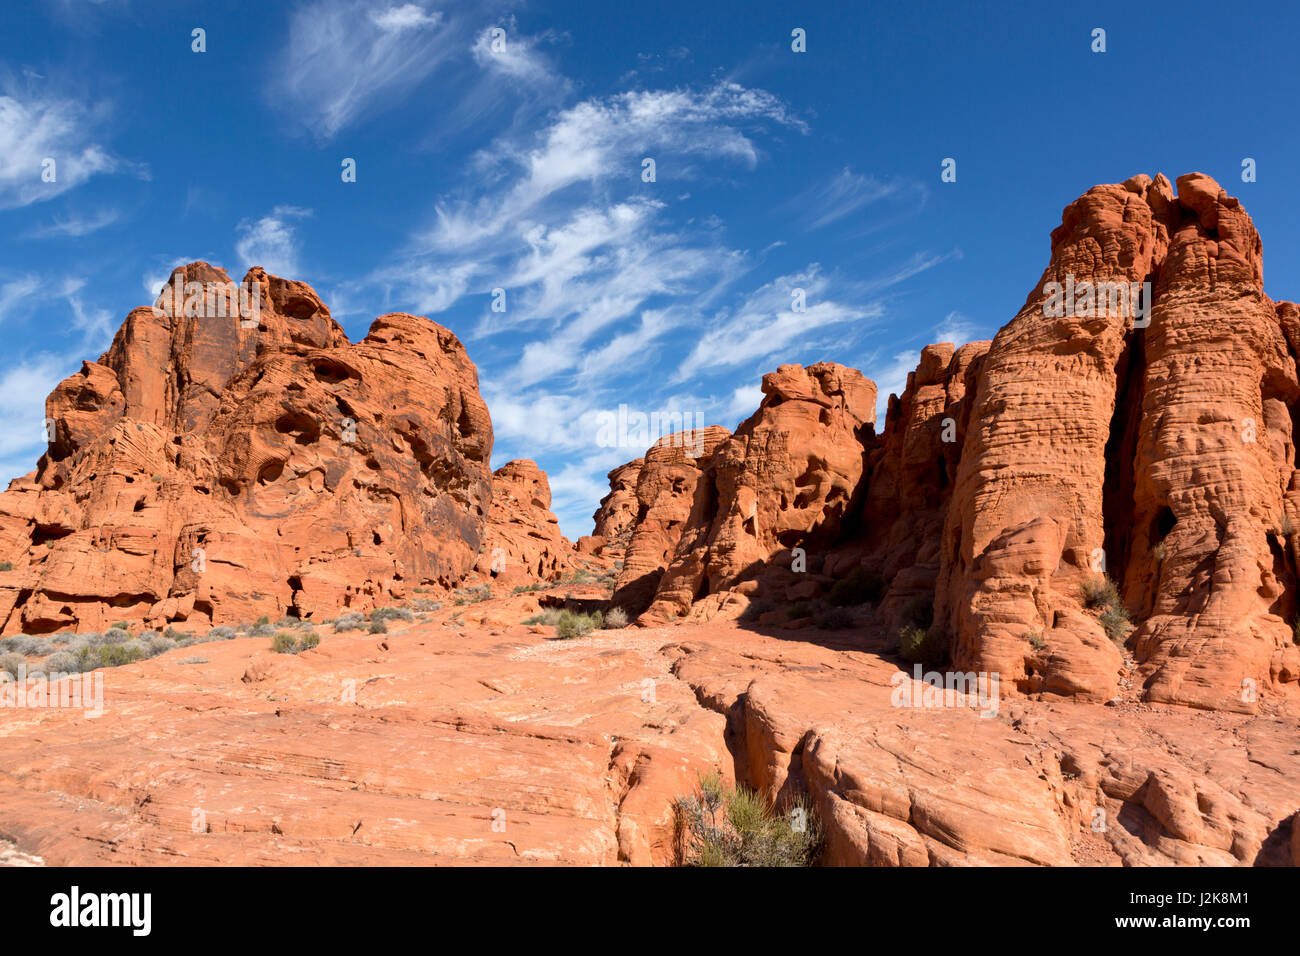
{"left": 644, "top": 363, "right": 876, "bottom": 620}
{"left": 938, "top": 173, "right": 1300, "bottom": 711}
{"left": 475, "top": 459, "right": 575, "bottom": 588}
{"left": 0, "top": 263, "right": 494, "bottom": 632}
{"left": 610, "top": 427, "right": 731, "bottom": 617}
{"left": 592, "top": 459, "right": 643, "bottom": 539}
{"left": 598, "top": 174, "right": 1300, "bottom": 714}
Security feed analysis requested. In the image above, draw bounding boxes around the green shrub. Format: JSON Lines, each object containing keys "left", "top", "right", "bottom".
{"left": 299, "top": 633, "right": 320, "bottom": 651}
{"left": 271, "top": 632, "right": 300, "bottom": 654}
{"left": 207, "top": 626, "right": 237, "bottom": 640}
{"left": 1026, "top": 630, "right": 1046, "bottom": 650}
{"left": 898, "top": 625, "right": 948, "bottom": 667}
{"left": 108, "top": 621, "right": 130, "bottom": 632}
{"left": 0, "top": 652, "right": 25, "bottom": 678}
{"left": 1081, "top": 575, "right": 1121, "bottom": 611}
{"left": 556, "top": 610, "right": 601, "bottom": 639}
{"left": 787, "top": 601, "right": 812, "bottom": 621}
{"left": 0, "top": 562, "right": 12, "bottom": 572}
{"left": 453, "top": 585, "right": 492, "bottom": 606}
{"left": 1099, "top": 605, "right": 1132, "bottom": 645}
{"left": 368, "top": 620, "right": 388, "bottom": 635}
{"left": 409, "top": 598, "right": 441, "bottom": 612}
{"left": 255, "top": 615, "right": 271, "bottom": 627}
{"left": 674, "top": 773, "right": 822, "bottom": 867}
{"left": 827, "top": 567, "right": 885, "bottom": 606}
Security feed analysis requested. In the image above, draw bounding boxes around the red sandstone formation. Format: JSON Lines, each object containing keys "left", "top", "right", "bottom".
{"left": 610, "top": 426, "right": 730, "bottom": 616}
{"left": 474, "top": 459, "right": 575, "bottom": 588}
{"left": 643, "top": 362, "right": 875, "bottom": 621}
{"left": 0, "top": 263, "right": 496, "bottom": 632}
{"left": 600, "top": 173, "right": 1300, "bottom": 715}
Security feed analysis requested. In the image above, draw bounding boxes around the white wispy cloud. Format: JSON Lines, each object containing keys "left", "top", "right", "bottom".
{"left": 789, "top": 167, "right": 921, "bottom": 230}
{"left": 269, "top": 1, "right": 450, "bottom": 139}
{"left": 235, "top": 206, "right": 312, "bottom": 276}
{"left": 25, "top": 206, "right": 121, "bottom": 238}
{"left": 419, "top": 81, "right": 804, "bottom": 251}
{"left": 674, "top": 265, "right": 881, "bottom": 382}
{"left": 0, "top": 89, "right": 125, "bottom": 209}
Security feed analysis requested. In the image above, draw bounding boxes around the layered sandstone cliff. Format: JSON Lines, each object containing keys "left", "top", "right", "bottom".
{"left": 599, "top": 172, "right": 1300, "bottom": 714}
{"left": 0, "top": 263, "right": 499, "bottom": 632}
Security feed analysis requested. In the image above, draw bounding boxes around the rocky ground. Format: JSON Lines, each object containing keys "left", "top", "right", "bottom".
{"left": 2, "top": 586, "right": 1296, "bottom": 866}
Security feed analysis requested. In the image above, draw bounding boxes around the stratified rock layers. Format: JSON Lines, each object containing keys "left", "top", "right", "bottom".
{"left": 0, "top": 263, "right": 495, "bottom": 632}
{"left": 601, "top": 173, "right": 1300, "bottom": 713}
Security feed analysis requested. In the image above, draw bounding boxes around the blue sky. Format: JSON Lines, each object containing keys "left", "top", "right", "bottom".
{"left": 2, "top": 0, "right": 1298, "bottom": 538}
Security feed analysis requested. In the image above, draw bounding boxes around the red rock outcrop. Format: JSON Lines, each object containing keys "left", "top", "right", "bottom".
{"left": 0, "top": 262, "right": 494, "bottom": 632}
{"left": 474, "top": 459, "right": 575, "bottom": 589}
{"left": 938, "top": 172, "right": 1300, "bottom": 711}
{"left": 610, "top": 426, "right": 730, "bottom": 617}
{"left": 598, "top": 173, "right": 1300, "bottom": 715}
{"left": 642, "top": 362, "right": 875, "bottom": 620}
{"left": 592, "top": 459, "right": 643, "bottom": 539}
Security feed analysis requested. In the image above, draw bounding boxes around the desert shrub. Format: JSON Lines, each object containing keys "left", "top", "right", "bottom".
{"left": 176, "top": 656, "right": 209, "bottom": 665}
{"left": 73, "top": 643, "right": 145, "bottom": 671}
{"left": 1099, "top": 605, "right": 1133, "bottom": 645}
{"left": 827, "top": 567, "right": 885, "bottom": 606}
{"left": 0, "top": 562, "right": 12, "bottom": 572}
{"left": 900, "top": 594, "right": 935, "bottom": 629}
{"left": 814, "top": 607, "right": 854, "bottom": 630}
{"left": 0, "top": 635, "right": 51, "bottom": 656}
{"left": 249, "top": 623, "right": 276, "bottom": 638}
{"left": 898, "top": 625, "right": 948, "bottom": 667}
{"left": 255, "top": 615, "right": 271, "bottom": 627}
{"left": 206, "top": 626, "right": 237, "bottom": 641}
{"left": 276, "top": 616, "right": 298, "bottom": 628}
{"left": 333, "top": 612, "right": 367, "bottom": 633}
{"left": 604, "top": 606, "right": 629, "bottom": 628}
{"left": 139, "top": 633, "right": 177, "bottom": 658}
{"left": 740, "top": 599, "right": 774, "bottom": 622}
{"left": 270, "top": 632, "right": 300, "bottom": 654}
{"left": 42, "top": 651, "right": 81, "bottom": 674}
{"left": 512, "top": 583, "right": 546, "bottom": 594}
{"left": 1152, "top": 541, "right": 1166, "bottom": 562}
{"left": 787, "top": 601, "right": 812, "bottom": 621}
{"left": 50, "top": 633, "right": 74, "bottom": 646}
{"left": 299, "top": 633, "right": 320, "bottom": 651}
{"left": 554, "top": 610, "right": 602, "bottom": 639}
{"left": 1026, "top": 630, "right": 1046, "bottom": 650}
{"left": 1080, "top": 575, "right": 1121, "bottom": 611}
{"left": 674, "top": 773, "right": 821, "bottom": 867}
{"left": 0, "top": 652, "right": 25, "bottom": 678}
{"left": 453, "top": 585, "right": 492, "bottom": 605}
{"left": 523, "top": 609, "right": 562, "bottom": 626}
{"left": 99, "top": 628, "right": 130, "bottom": 645}
{"left": 368, "top": 620, "right": 388, "bottom": 635}
{"left": 409, "top": 599, "right": 441, "bottom": 612}
{"left": 370, "top": 606, "right": 414, "bottom": 624}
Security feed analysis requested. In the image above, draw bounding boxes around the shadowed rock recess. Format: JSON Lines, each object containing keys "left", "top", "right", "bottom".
{"left": 2, "top": 175, "right": 1299, "bottom": 868}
